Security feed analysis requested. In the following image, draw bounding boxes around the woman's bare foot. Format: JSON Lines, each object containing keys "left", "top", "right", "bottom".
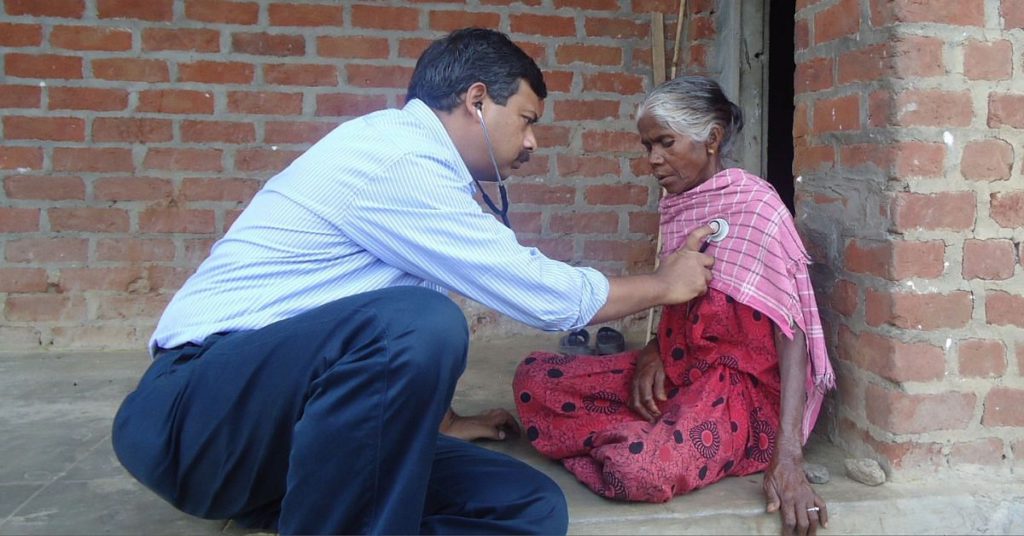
{"left": 440, "top": 408, "right": 521, "bottom": 441}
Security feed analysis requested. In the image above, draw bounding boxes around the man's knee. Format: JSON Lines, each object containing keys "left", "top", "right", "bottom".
{"left": 520, "top": 470, "right": 569, "bottom": 535}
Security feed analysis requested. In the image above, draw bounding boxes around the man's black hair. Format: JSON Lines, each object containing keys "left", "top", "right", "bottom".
{"left": 407, "top": 28, "right": 547, "bottom": 111}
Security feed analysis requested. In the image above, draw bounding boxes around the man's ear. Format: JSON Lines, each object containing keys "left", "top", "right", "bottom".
{"left": 463, "top": 82, "right": 489, "bottom": 115}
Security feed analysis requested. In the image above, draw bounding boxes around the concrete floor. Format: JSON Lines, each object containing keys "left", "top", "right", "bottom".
{"left": 1, "top": 335, "right": 1022, "bottom": 535}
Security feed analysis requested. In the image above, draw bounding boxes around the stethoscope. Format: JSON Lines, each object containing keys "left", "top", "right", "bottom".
{"left": 472, "top": 102, "right": 512, "bottom": 228}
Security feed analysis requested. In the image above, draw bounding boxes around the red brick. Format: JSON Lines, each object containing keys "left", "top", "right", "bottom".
{"left": 534, "top": 125, "right": 572, "bottom": 147}
{"left": 268, "top": 3, "right": 343, "bottom": 26}
{"left": 542, "top": 71, "right": 574, "bottom": 93}
{"left": 0, "top": 22, "right": 41, "bottom": 46}
{"left": 553, "top": 100, "right": 620, "bottom": 121}
{"left": 988, "top": 93, "right": 1024, "bottom": 128}
{"left": 6, "top": 237, "right": 87, "bottom": 264}
{"left": 893, "top": 142, "right": 946, "bottom": 177}
{"left": 629, "top": 211, "right": 659, "bottom": 234}
{"left": 49, "top": 207, "right": 129, "bottom": 232}
{"left": 4, "top": 175, "right": 84, "bottom": 200}
{"left": 5, "top": 0, "right": 84, "bottom": 17}
{"left": 815, "top": 0, "right": 860, "bottom": 44}
{"left": 838, "top": 326, "right": 946, "bottom": 382}
{"left": 92, "top": 118, "right": 173, "bottom": 143}
{"left": 316, "top": 94, "right": 389, "bottom": 117}
{"left": 515, "top": 41, "right": 546, "bottom": 60}
{"left": 234, "top": 149, "right": 302, "bottom": 172}
{"left": 830, "top": 279, "right": 858, "bottom": 316}
{"left": 181, "top": 120, "right": 255, "bottom": 143}
{"left": 181, "top": 178, "right": 261, "bottom": 202}
{"left": 890, "top": 0, "right": 985, "bottom": 25}
{"left": 632, "top": 0, "right": 677, "bottom": 10}
{"left": 986, "top": 291, "right": 1024, "bottom": 328}
{"left": 872, "top": 290, "right": 974, "bottom": 330}
{"left": 53, "top": 147, "right": 133, "bottom": 173}
{"left": 556, "top": 0, "right": 618, "bottom": 9}
{"left": 797, "top": 56, "right": 834, "bottom": 92}
{"left": 94, "top": 177, "right": 173, "bottom": 201}
{"left": 92, "top": 58, "right": 169, "bottom": 82}
{"left": 964, "top": 40, "right": 1013, "bottom": 80}
{"left": 583, "top": 239, "right": 655, "bottom": 263}
{"left": 5, "top": 53, "right": 82, "bottom": 79}
{"left": 896, "top": 90, "right": 973, "bottom": 127}
{"left": 96, "top": 238, "right": 175, "bottom": 262}
{"left": 518, "top": 238, "right": 573, "bottom": 262}
{"left": 585, "top": 184, "right": 649, "bottom": 206}
{"left": 137, "top": 90, "right": 214, "bottom": 114}
{"left": 958, "top": 339, "right": 1007, "bottom": 378}
{"left": 690, "top": 14, "right": 716, "bottom": 39}
{"left": 352, "top": 5, "right": 419, "bottom": 30}
{"left": 264, "top": 121, "right": 336, "bottom": 144}
{"left": 793, "top": 145, "right": 836, "bottom": 175}
{"left": 225, "top": 209, "right": 244, "bottom": 231}
{"left": 844, "top": 239, "right": 945, "bottom": 279}
{"left": 231, "top": 32, "right": 305, "bottom": 57}
{"left": 837, "top": 44, "right": 886, "bottom": 85}
{"left": 0, "top": 85, "right": 40, "bottom": 108}
{"left": 264, "top": 64, "right": 339, "bottom": 87}
{"left": 1018, "top": 342, "right": 1024, "bottom": 378}
{"left": 556, "top": 44, "right": 622, "bottom": 66}
{"left": 507, "top": 211, "right": 542, "bottom": 234}
{"left": 144, "top": 148, "right": 224, "bottom": 172}
{"left": 582, "top": 130, "right": 640, "bottom": 153}
{"left": 57, "top": 267, "right": 143, "bottom": 292}
{"left": 866, "top": 384, "right": 975, "bottom": 434}
{"left": 982, "top": 388, "right": 1024, "bottom": 427}
{"left": 891, "top": 192, "right": 975, "bottom": 231}
{"left": 863, "top": 290, "right": 888, "bottom": 327}
{"left": 584, "top": 17, "right": 645, "bottom": 39}
{"left": 509, "top": 184, "right": 575, "bottom": 205}
{"left": 0, "top": 207, "right": 40, "bottom": 232}
{"left": 147, "top": 266, "right": 194, "bottom": 291}
{"left": 0, "top": 147, "right": 42, "bottom": 170}
{"left": 397, "top": 38, "right": 432, "bottom": 60}
{"left": 963, "top": 239, "right": 1016, "bottom": 280}
{"left": 557, "top": 155, "right": 620, "bottom": 178}
{"left": 990, "top": 191, "right": 1024, "bottom": 228}
{"left": 184, "top": 239, "right": 215, "bottom": 263}
{"left": 949, "top": 438, "right": 1005, "bottom": 467}
{"left": 142, "top": 28, "right": 220, "bottom": 52}
{"left": 510, "top": 13, "right": 576, "bottom": 36}
{"left": 98, "top": 0, "right": 172, "bottom": 20}
{"left": 428, "top": 10, "right": 501, "bottom": 32}
{"left": 1003, "top": 0, "right": 1024, "bottom": 29}
{"left": 318, "top": 36, "right": 390, "bottom": 59}
{"left": 227, "top": 91, "right": 302, "bottom": 115}
{"left": 550, "top": 211, "right": 619, "bottom": 234}
{"left": 139, "top": 208, "right": 216, "bottom": 234}
{"left": 812, "top": 94, "right": 860, "bottom": 133}
{"left": 94, "top": 294, "right": 172, "bottom": 321}
{"left": 4, "top": 294, "right": 85, "bottom": 322}
{"left": 347, "top": 64, "right": 415, "bottom": 89}
{"left": 839, "top": 144, "right": 891, "bottom": 173}
{"left": 50, "top": 25, "right": 131, "bottom": 51}
{"left": 178, "top": 61, "right": 254, "bottom": 84}
{"left": 49, "top": 87, "right": 127, "bottom": 111}
{"left": 891, "top": 36, "right": 946, "bottom": 78}
{"left": 185, "top": 0, "right": 259, "bottom": 24}
{"left": 867, "top": 90, "right": 891, "bottom": 128}
{"left": 582, "top": 73, "right": 644, "bottom": 94}
{"left": 4, "top": 116, "right": 84, "bottom": 142}
{"left": 512, "top": 154, "right": 551, "bottom": 178}
{"left": 795, "top": 18, "right": 809, "bottom": 51}
{"left": 0, "top": 268, "right": 48, "bottom": 292}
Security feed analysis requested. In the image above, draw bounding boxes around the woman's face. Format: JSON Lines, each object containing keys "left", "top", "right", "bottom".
{"left": 637, "top": 114, "right": 721, "bottom": 195}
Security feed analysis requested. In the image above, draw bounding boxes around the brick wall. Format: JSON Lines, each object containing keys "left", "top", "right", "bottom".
{"left": 0, "top": 0, "right": 685, "bottom": 348}
{"left": 793, "top": 0, "right": 1024, "bottom": 476}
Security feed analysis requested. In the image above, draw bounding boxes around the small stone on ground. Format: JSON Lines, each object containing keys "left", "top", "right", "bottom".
{"left": 845, "top": 458, "right": 886, "bottom": 486}
{"left": 804, "top": 462, "right": 830, "bottom": 484}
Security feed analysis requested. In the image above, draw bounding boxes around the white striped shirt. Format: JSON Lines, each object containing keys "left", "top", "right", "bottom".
{"left": 150, "top": 99, "right": 610, "bottom": 353}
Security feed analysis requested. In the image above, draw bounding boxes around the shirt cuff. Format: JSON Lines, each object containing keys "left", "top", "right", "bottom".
{"left": 571, "top": 267, "right": 610, "bottom": 330}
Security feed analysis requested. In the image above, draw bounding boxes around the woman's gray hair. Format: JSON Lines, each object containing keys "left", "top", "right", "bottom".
{"left": 637, "top": 75, "right": 744, "bottom": 157}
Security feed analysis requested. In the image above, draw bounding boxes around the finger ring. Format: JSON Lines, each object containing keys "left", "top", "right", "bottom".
{"left": 806, "top": 507, "right": 820, "bottom": 513}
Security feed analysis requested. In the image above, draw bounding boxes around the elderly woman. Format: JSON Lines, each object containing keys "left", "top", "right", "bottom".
{"left": 514, "top": 76, "right": 835, "bottom": 535}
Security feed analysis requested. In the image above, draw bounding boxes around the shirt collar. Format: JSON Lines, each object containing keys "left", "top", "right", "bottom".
{"left": 402, "top": 99, "right": 475, "bottom": 190}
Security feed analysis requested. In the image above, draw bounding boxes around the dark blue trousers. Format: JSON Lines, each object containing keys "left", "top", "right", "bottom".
{"left": 112, "top": 286, "right": 568, "bottom": 535}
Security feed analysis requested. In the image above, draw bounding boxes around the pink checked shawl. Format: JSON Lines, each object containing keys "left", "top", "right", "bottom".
{"left": 659, "top": 167, "right": 835, "bottom": 443}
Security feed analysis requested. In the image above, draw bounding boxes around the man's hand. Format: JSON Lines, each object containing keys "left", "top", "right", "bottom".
{"left": 763, "top": 457, "right": 829, "bottom": 536}
{"left": 653, "top": 225, "right": 715, "bottom": 305}
{"left": 439, "top": 408, "right": 521, "bottom": 441}
{"left": 629, "top": 346, "right": 667, "bottom": 423}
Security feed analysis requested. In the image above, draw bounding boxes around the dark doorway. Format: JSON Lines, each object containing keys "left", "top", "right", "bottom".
{"left": 765, "top": 0, "right": 796, "bottom": 213}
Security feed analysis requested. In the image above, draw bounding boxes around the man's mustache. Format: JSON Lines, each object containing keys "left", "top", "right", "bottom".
{"left": 515, "top": 151, "right": 531, "bottom": 164}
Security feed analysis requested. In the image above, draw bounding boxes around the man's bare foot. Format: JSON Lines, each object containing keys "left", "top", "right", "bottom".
{"left": 440, "top": 408, "right": 521, "bottom": 441}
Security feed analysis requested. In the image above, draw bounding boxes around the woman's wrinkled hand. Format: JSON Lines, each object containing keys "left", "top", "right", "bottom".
{"left": 629, "top": 348, "right": 667, "bottom": 423}
{"left": 763, "top": 458, "right": 828, "bottom": 536}
{"left": 440, "top": 408, "right": 520, "bottom": 442}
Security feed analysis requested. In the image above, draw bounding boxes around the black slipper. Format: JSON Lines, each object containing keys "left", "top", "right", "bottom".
{"left": 595, "top": 326, "right": 626, "bottom": 355}
{"left": 558, "top": 328, "right": 594, "bottom": 355}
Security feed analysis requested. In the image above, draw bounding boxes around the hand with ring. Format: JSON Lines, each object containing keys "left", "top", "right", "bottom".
{"left": 763, "top": 457, "right": 829, "bottom": 536}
